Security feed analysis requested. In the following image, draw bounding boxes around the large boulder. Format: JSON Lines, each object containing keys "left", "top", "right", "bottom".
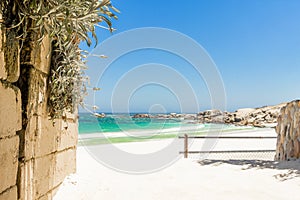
{"left": 198, "top": 109, "right": 223, "bottom": 117}
{"left": 230, "top": 104, "right": 287, "bottom": 128}
{"left": 197, "top": 110, "right": 224, "bottom": 123}
{"left": 235, "top": 108, "right": 256, "bottom": 118}
{"left": 275, "top": 100, "right": 300, "bottom": 160}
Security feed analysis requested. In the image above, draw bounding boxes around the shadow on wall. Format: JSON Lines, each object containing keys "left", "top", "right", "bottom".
{"left": 198, "top": 159, "right": 300, "bottom": 182}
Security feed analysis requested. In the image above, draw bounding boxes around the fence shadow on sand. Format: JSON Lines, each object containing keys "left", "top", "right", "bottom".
{"left": 198, "top": 159, "right": 300, "bottom": 181}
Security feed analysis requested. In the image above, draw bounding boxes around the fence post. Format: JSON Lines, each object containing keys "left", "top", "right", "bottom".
{"left": 184, "top": 134, "right": 188, "bottom": 158}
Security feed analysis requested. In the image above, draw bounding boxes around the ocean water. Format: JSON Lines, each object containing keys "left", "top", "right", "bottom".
{"left": 78, "top": 113, "right": 252, "bottom": 136}
{"left": 79, "top": 113, "right": 195, "bottom": 134}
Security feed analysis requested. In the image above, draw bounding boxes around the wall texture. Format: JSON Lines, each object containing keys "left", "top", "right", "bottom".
{"left": 275, "top": 100, "right": 300, "bottom": 160}
{"left": 0, "top": 13, "right": 78, "bottom": 200}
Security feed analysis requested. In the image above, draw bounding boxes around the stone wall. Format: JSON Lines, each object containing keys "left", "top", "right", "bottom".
{"left": 0, "top": 12, "right": 21, "bottom": 199}
{"left": 0, "top": 14, "right": 78, "bottom": 200}
{"left": 275, "top": 100, "right": 300, "bottom": 160}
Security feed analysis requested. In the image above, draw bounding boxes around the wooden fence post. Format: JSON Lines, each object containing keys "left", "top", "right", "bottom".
{"left": 184, "top": 134, "right": 188, "bottom": 158}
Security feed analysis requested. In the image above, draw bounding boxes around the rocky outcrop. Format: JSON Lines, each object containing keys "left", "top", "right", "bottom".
{"left": 197, "top": 103, "right": 286, "bottom": 128}
{"left": 228, "top": 103, "right": 286, "bottom": 127}
{"left": 94, "top": 113, "right": 106, "bottom": 118}
{"left": 197, "top": 110, "right": 224, "bottom": 123}
{"left": 131, "top": 103, "right": 287, "bottom": 128}
{"left": 275, "top": 100, "right": 300, "bottom": 160}
{"left": 132, "top": 113, "right": 151, "bottom": 118}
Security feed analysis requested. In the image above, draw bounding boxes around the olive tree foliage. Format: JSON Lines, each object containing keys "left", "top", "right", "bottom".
{"left": 0, "top": 0, "right": 119, "bottom": 118}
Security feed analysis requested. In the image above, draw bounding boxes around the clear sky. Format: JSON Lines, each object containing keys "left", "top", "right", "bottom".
{"left": 80, "top": 0, "right": 300, "bottom": 113}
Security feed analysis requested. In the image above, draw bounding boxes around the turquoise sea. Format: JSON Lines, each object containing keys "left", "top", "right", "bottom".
{"left": 79, "top": 113, "right": 254, "bottom": 135}
{"left": 78, "top": 113, "right": 256, "bottom": 145}
{"left": 79, "top": 113, "right": 194, "bottom": 134}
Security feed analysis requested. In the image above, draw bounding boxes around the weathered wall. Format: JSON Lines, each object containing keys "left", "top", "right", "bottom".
{"left": 0, "top": 12, "right": 21, "bottom": 200}
{"left": 0, "top": 13, "right": 78, "bottom": 200}
{"left": 275, "top": 100, "right": 300, "bottom": 160}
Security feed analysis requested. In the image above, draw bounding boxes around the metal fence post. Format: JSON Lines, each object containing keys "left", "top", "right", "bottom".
{"left": 184, "top": 134, "right": 188, "bottom": 158}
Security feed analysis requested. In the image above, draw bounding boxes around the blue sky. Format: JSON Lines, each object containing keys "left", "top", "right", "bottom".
{"left": 80, "top": 0, "right": 300, "bottom": 113}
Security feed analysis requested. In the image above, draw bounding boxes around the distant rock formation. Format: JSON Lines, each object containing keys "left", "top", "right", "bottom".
{"left": 197, "top": 103, "right": 287, "bottom": 128}
{"left": 132, "top": 113, "right": 151, "bottom": 118}
{"left": 131, "top": 102, "right": 287, "bottom": 128}
{"left": 94, "top": 113, "right": 106, "bottom": 118}
{"left": 197, "top": 109, "right": 224, "bottom": 124}
{"left": 230, "top": 103, "right": 286, "bottom": 127}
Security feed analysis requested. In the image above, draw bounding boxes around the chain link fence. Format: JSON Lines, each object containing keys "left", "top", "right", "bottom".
{"left": 179, "top": 135, "right": 277, "bottom": 161}
{"left": 186, "top": 151, "right": 276, "bottom": 161}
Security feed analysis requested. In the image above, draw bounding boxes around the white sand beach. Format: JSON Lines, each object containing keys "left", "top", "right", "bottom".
{"left": 54, "top": 128, "right": 300, "bottom": 200}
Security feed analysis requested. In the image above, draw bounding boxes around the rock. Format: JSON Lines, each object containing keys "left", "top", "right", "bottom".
{"left": 211, "top": 115, "right": 225, "bottom": 123}
{"left": 235, "top": 108, "right": 256, "bottom": 118}
{"left": 199, "top": 109, "right": 222, "bottom": 117}
{"left": 228, "top": 103, "right": 287, "bottom": 128}
{"left": 293, "top": 139, "right": 300, "bottom": 158}
{"left": 238, "top": 120, "right": 248, "bottom": 126}
{"left": 183, "top": 114, "right": 196, "bottom": 120}
{"left": 156, "top": 114, "right": 168, "bottom": 119}
{"left": 275, "top": 100, "right": 300, "bottom": 160}
{"left": 253, "top": 121, "right": 265, "bottom": 128}
{"left": 93, "top": 113, "right": 105, "bottom": 118}
{"left": 196, "top": 110, "right": 224, "bottom": 123}
{"left": 234, "top": 117, "right": 243, "bottom": 123}
{"left": 132, "top": 114, "right": 151, "bottom": 118}
{"left": 247, "top": 118, "right": 255, "bottom": 124}
{"left": 131, "top": 102, "right": 288, "bottom": 129}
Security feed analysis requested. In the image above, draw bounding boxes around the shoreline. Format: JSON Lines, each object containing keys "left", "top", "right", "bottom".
{"left": 78, "top": 123, "right": 264, "bottom": 146}
{"left": 80, "top": 128, "right": 277, "bottom": 155}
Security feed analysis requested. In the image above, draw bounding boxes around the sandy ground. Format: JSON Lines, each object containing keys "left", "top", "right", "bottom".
{"left": 54, "top": 129, "right": 300, "bottom": 200}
